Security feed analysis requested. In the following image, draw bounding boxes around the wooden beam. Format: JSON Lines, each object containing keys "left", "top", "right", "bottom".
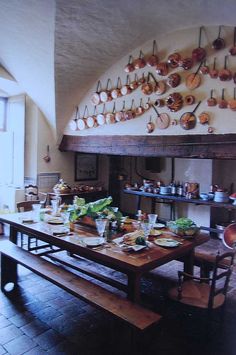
{"left": 59, "top": 134, "right": 236, "bottom": 159}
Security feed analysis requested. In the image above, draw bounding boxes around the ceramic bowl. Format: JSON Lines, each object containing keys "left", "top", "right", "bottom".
{"left": 200, "top": 193, "right": 209, "bottom": 200}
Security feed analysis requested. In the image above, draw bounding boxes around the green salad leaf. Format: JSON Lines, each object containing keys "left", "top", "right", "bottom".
{"left": 175, "top": 218, "right": 196, "bottom": 228}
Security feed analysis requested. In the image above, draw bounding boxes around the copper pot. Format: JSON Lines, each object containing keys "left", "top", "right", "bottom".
{"left": 96, "top": 104, "right": 106, "bottom": 126}
{"left": 129, "top": 73, "right": 139, "bottom": 90}
{"left": 207, "top": 89, "right": 217, "bottom": 107}
{"left": 218, "top": 88, "right": 228, "bottom": 109}
{"left": 124, "top": 55, "right": 134, "bottom": 73}
{"left": 100, "top": 79, "right": 112, "bottom": 103}
{"left": 219, "top": 56, "right": 232, "bottom": 81}
{"left": 179, "top": 57, "right": 193, "bottom": 70}
{"left": 86, "top": 107, "right": 97, "bottom": 128}
{"left": 115, "top": 101, "right": 126, "bottom": 122}
{"left": 192, "top": 27, "right": 206, "bottom": 62}
{"left": 167, "top": 52, "right": 181, "bottom": 68}
{"left": 105, "top": 103, "right": 116, "bottom": 124}
{"left": 124, "top": 99, "right": 136, "bottom": 120}
{"left": 135, "top": 98, "right": 145, "bottom": 116}
{"left": 121, "top": 75, "right": 132, "bottom": 96}
{"left": 141, "top": 72, "right": 156, "bottom": 95}
{"left": 212, "top": 25, "right": 225, "bottom": 50}
{"left": 229, "top": 27, "right": 236, "bottom": 56}
{"left": 90, "top": 81, "right": 102, "bottom": 106}
{"left": 228, "top": 88, "right": 236, "bottom": 111}
{"left": 147, "top": 40, "right": 159, "bottom": 67}
{"left": 111, "top": 77, "right": 122, "bottom": 100}
{"left": 133, "top": 50, "right": 146, "bottom": 70}
{"left": 209, "top": 57, "right": 218, "bottom": 79}
{"left": 146, "top": 116, "right": 155, "bottom": 133}
{"left": 200, "top": 59, "right": 209, "bottom": 75}
{"left": 156, "top": 62, "right": 169, "bottom": 76}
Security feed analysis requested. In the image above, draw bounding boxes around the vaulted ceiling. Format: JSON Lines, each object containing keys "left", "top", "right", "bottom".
{"left": 0, "top": 0, "right": 236, "bottom": 138}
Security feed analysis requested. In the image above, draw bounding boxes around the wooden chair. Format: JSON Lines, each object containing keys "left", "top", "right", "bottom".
{"left": 24, "top": 185, "right": 39, "bottom": 201}
{"left": 168, "top": 251, "right": 235, "bottom": 314}
{"left": 17, "top": 200, "right": 41, "bottom": 250}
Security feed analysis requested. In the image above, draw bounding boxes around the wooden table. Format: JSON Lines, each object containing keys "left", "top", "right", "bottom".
{"left": 0, "top": 212, "right": 209, "bottom": 302}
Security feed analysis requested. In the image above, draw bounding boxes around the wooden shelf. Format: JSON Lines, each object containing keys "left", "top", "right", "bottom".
{"left": 123, "top": 189, "right": 236, "bottom": 210}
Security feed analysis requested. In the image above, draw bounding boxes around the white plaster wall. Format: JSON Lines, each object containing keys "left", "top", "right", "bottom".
{"left": 65, "top": 26, "right": 236, "bottom": 137}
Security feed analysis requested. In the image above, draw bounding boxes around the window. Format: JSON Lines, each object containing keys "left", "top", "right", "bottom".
{"left": 0, "top": 97, "right": 7, "bottom": 131}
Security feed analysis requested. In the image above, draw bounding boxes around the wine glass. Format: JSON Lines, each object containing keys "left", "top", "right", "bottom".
{"left": 141, "top": 221, "right": 152, "bottom": 241}
{"left": 148, "top": 214, "right": 158, "bottom": 229}
{"left": 61, "top": 211, "right": 70, "bottom": 226}
{"left": 95, "top": 219, "right": 107, "bottom": 241}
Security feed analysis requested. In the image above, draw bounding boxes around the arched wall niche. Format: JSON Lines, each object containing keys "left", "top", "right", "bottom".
{"left": 60, "top": 25, "right": 236, "bottom": 158}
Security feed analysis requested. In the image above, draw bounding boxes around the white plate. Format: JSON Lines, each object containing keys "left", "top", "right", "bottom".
{"left": 154, "top": 238, "right": 180, "bottom": 248}
{"left": 121, "top": 244, "right": 147, "bottom": 252}
{"left": 153, "top": 223, "right": 165, "bottom": 229}
{"left": 83, "top": 237, "right": 105, "bottom": 247}
{"left": 52, "top": 226, "right": 69, "bottom": 235}
{"left": 47, "top": 219, "right": 64, "bottom": 225}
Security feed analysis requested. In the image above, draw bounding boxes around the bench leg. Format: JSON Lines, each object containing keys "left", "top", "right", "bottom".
{"left": 1, "top": 254, "right": 18, "bottom": 292}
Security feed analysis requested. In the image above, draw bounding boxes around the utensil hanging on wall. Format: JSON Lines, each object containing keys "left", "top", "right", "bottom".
{"left": 96, "top": 104, "right": 106, "bottom": 126}
{"left": 121, "top": 75, "right": 132, "bottom": 96}
{"left": 115, "top": 101, "right": 126, "bottom": 122}
{"left": 136, "top": 98, "right": 145, "bottom": 116}
{"left": 111, "top": 77, "right": 122, "bottom": 99}
{"left": 141, "top": 72, "right": 155, "bottom": 95}
{"left": 229, "top": 27, "right": 236, "bottom": 56}
{"left": 147, "top": 40, "right": 159, "bottom": 67}
{"left": 200, "top": 59, "right": 209, "bottom": 75}
{"left": 179, "top": 57, "right": 193, "bottom": 70}
{"left": 124, "top": 99, "right": 136, "bottom": 120}
{"left": 209, "top": 57, "right": 218, "bottom": 79}
{"left": 124, "top": 55, "right": 134, "bottom": 73}
{"left": 212, "top": 26, "right": 225, "bottom": 50}
{"left": 219, "top": 56, "right": 232, "bottom": 81}
{"left": 77, "top": 106, "right": 88, "bottom": 130}
{"left": 105, "top": 102, "right": 116, "bottom": 124}
{"left": 100, "top": 79, "right": 112, "bottom": 103}
{"left": 68, "top": 106, "right": 78, "bottom": 131}
{"left": 144, "top": 97, "right": 151, "bottom": 110}
{"left": 156, "top": 61, "right": 169, "bottom": 76}
{"left": 86, "top": 107, "right": 97, "bottom": 128}
{"left": 192, "top": 27, "right": 206, "bottom": 62}
{"left": 146, "top": 115, "right": 155, "bottom": 133}
{"left": 43, "top": 145, "right": 51, "bottom": 163}
{"left": 198, "top": 111, "right": 210, "bottom": 125}
{"left": 185, "top": 61, "right": 202, "bottom": 90}
{"left": 166, "top": 92, "right": 183, "bottom": 112}
{"left": 228, "top": 88, "right": 236, "bottom": 111}
{"left": 133, "top": 50, "right": 146, "bottom": 70}
{"left": 218, "top": 88, "right": 228, "bottom": 109}
{"left": 152, "top": 105, "right": 170, "bottom": 130}
{"left": 130, "top": 73, "right": 139, "bottom": 90}
{"left": 207, "top": 89, "right": 217, "bottom": 107}
{"left": 168, "top": 52, "right": 181, "bottom": 68}
{"left": 91, "top": 81, "right": 102, "bottom": 106}
{"left": 179, "top": 101, "right": 201, "bottom": 130}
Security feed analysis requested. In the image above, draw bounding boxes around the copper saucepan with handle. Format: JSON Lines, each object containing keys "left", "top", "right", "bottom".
{"left": 218, "top": 88, "right": 228, "bottom": 109}
{"left": 90, "top": 81, "right": 102, "bottom": 106}
{"left": 228, "top": 88, "right": 236, "bottom": 111}
{"left": 147, "top": 40, "right": 159, "bottom": 67}
{"left": 229, "top": 27, "right": 236, "bottom": 56}
{"left": 185, "top": 61, "right": 203, "bottom": 90}
{"left": 96, "top": 104, "right": 106, "bottom": 126}
{"left": 121, "top": 75, "right": 132, "bottom": 96}
{"left": 152, "top": 104, "right": 170, "bottom": 130}
{"left": 192, "top": 26, "right": 206, "bottom": 62}
{"left": 100, "top": 79, "right": 112, "bottom": 103}
{"left": 212, "top": 25, "right": 225, "bottom": 50}
{"left": 111, "top": 77, "right": 122, "bottom": 100}
{"left": 124, "top": 55, "right": 134, "bottom": 73}
{"left": 115, "top": 101, "right": 126, "bottom": 122}
{"left": 77, "top": 106, "right": 88, "bottom": 130}
{"left": 180, "top": 101, "right": 201, "bottom": 130}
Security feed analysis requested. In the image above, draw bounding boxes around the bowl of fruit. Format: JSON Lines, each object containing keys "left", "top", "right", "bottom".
{"left": 53, "top": 179, "right": 71, "bottom": 194}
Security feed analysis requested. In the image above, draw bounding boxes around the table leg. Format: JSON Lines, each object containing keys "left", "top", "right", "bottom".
{"left": 127, "top": 273, "right": 142, "bottom": 303}
{"left": 183, "top": 249, "right": 194, "bottom": 274}
{"left": 1, "top": 254, "right": 18, "bottom": 292}
{"left": 1, "top": 225, "right": 19, "bottom": 292}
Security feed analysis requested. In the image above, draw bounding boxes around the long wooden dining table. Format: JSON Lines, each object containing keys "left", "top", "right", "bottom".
{"left": 0, "top": 212, "right": 209, "bottom": 303}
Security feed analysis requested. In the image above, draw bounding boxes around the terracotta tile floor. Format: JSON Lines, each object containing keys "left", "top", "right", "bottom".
{"left": 0, "top": 235, "right": 236, "bottom": 355}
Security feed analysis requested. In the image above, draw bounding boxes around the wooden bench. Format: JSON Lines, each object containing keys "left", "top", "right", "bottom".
{"left": 0, "top": 240, "right": 161, "bottom": 331}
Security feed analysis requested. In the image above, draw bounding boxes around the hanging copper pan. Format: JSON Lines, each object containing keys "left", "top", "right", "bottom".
{"left": 100, "top": 79, "right": 112, "bottom": 103}
{"left": 212, "top": 26, "right": 225, "bottom": 50}
{"left": 179, "top": 57, "right": 193, "bottom": 70}
{"left": 141, "top": 72, "right": 155, "bottom": 95}
{"left": 156, "top": 61, "right": 169, "bottom": 76}
{"left": 111, "top": 77, "right": 122, "bottom": 100}
{"left": 130, "top": 73, "right": 139, "bottom": 90}
{"left": 135, "top": 98, "right": 145, "bottom": 116}
{"left": 115, "top": 101, "right": 126, "bottom": 122}
{"left": 192, "top": 27, "right": 206, "bottom": 62}
{"left": 86, "top": 107, "right": 97, "bottom": 128}
{"left": 167, "top": 73, "right": 181, "bottom": 88}
{"left": 96, "top": 104, "right": 106, "bottom": 126}
{"left": 124, "top": 99, "right": 136, "bottom": 120}
{"left": 105, "top": 103, "right": 116, "bottom": 124}
{"left": 200, "top": 59, "right": 209, "bottom": 75}
{"left": 133, "top": 50, "right": 146, "bottom": 69}
{"left": 218, "top": 88, "right": 228, "bottom": 109}
{"left": 68, "top": 106, "right": 79, "bottom": 131}
{"left": 218, "top": 56, "right": 232, "bottom": 81}
{"left": 121, "top": 75, "right": 132, "bottom": 96}
{"left": 229, "top": 27, "right": 236, "bottom": 56}
{"left": 228, "top": 88, "right": 236, "bottom": 111}
{"left": 167, "top": 52, "right": 181, "bottom": 68}
{"left": 166, "top": 92, "right": 183, "bottom": 112}
{"left": 185, "top": 61, "right": 202, "bottom": 90}
{"left": 146, "top": 116, "right": 155, "bottom": 133}
{"left": 90, "top": 81, "right": 102, "bottom": 106}
{"left": 144, "top": 97, "right": 151, "bottom": 111}
{"left": 180, "top": 101, "right": 201, "bottom": 130}
{"left": 147, "top": 40, "right": 159, "bottom": 67}
{"left": 207, "top": 89, "right": 217, "bottom": 107}
{"left": 209, "top": 57, "right": 218, "bottom": 79}
{"left": 152, "top": 105, "right": 170, "bottom": 130}
{"left": 77, "top": 106, "right": 88, "bottom": 130}
{"left": 124, "top": 55, "right": 134, "bottom": 73}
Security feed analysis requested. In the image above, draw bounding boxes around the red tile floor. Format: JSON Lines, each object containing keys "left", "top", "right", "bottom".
{"left": 0, "top": 234, "right": 236, "bottom": 355}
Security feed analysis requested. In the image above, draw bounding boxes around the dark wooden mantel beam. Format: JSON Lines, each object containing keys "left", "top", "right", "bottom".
{"left": 59, "top": 134, "right": 236, "bottom": 159}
